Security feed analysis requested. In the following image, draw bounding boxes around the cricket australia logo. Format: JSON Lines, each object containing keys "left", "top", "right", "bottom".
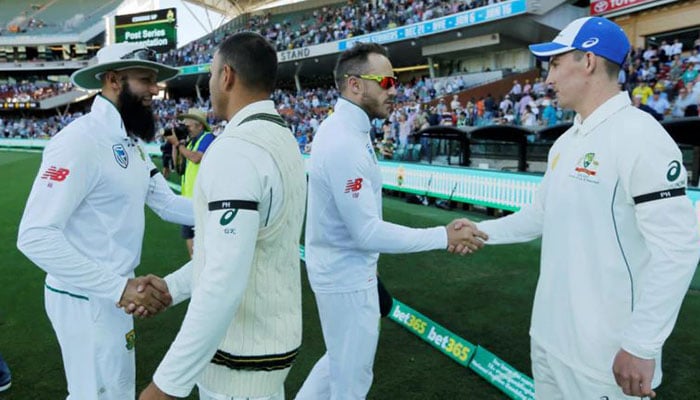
{"left": 112, "top": 144, "right": 129, "bottom": 168}
{"left": 570, "top": 152, "right": 600, "bottom": 183}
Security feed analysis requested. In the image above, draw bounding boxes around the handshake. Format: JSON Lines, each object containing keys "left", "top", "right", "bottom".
{"left": 117, "top": 274, "right": 172, "bottom": 318}
{"left": 446, "top": 218, "right": 488, "bottom": 255}
{"left": 113, "top": 219, "right": 487, "bottom": 316}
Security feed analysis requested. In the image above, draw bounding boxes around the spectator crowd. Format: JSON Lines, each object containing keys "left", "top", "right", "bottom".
{"left": 1, "top": 81, "right": 74, "bottom": 103}
{"left": 156, "top": 0, "right": 506, "bottom": 66}
{"left": 623, "top": 40, "right": 700, "bottom": 120}
{"left": 4, "top": 58, "right": 700, "bottom": 161}
{"left": 3, "top": 32, "right": 700, "bottom": 165}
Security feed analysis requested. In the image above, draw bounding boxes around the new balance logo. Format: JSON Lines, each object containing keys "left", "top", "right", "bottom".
{"left": 344, "top": 178, "right": 363, "bottom": 193}
{"left": 41, "top": 166, "right": 70, "bottom": 182}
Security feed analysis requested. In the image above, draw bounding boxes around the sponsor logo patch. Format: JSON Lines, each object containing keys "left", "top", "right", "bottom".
{"left": 41, "top": 166, "right": 70, "bottom": 183}
{"left": 220, "top": 209, "right": 239, "bottom": 226}
{"left": 581, "top": 38, "right": 600, "bottom": 48}
{"left": 345, "top": 178, "right": 363, "bottom": 198}
{"left": 667, "top": 160, "right": 681, "bottom": 182}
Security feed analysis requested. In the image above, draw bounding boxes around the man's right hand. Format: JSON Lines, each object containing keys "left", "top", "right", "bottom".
{"left": 446, "top": 218, "right": 488, "bottom": 255}
{"left": 117, "top": 274, "right": 172, "bottom": 317}
{"left": 613, "top": 349, "right": 657, "bottom": 398}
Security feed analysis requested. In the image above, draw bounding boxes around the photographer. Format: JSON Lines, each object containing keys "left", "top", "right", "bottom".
{"left": 160, "top": 134, "right": 175, "bottom": 178}
{"left": 165, "top": 108, "right": 214, "bottom": 258}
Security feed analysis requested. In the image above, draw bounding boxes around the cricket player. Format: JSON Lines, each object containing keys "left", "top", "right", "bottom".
{"left": 296, "top": 42, "right": 487, "bottom": 400}
{"left": 139, "top": 32, "right": 306, "bottom": 400}
{"left": 17, "top": 43, "right": 193, "bottom": 400}
{"left": 468, "top": 17, "right": 700, "bottom": 398}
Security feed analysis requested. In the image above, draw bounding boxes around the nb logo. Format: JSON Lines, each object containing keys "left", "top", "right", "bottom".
{"left": 582, "top": 38, "right": 599, "bottom": 48}
{"left": 41, "top": 166, "right": 70, "bottom": 182}
{"left": 344, "top": 178, "right": 363, "bottom": 193}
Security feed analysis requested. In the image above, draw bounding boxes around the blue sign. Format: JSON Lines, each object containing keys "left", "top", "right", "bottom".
{"left": 338, "top": 0, "right": 527, "bottom": 50}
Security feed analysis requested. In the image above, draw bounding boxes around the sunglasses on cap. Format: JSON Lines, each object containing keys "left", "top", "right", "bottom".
{"left": 345, "top": 74, "right": 398, "bottom": 90}
{"left": 120, "top": 48, "right": 157, "bottom": 62}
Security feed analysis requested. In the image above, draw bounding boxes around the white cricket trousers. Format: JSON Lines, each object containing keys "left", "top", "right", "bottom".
{"left": 531, "top": 339, "right": 651, "bottom": 400}
{"left": 45, "top": 282, "right": 135, "bottom": 400}
{"left": 198, "top": 384, "right": 285, "bottom": 400}
{"left": 295, "top": 286, "right": 380, "bottom": 400}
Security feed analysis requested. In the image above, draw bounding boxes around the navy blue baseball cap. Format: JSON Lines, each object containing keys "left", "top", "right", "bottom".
{"left": 529, "top": 17, "right": 630, "bottom": 66}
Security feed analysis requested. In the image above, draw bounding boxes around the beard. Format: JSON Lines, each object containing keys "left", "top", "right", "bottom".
{"left": 360, "top": 88, "right": 392, "bottom": 120}
{"left": 118, "top": 83, "right": 156, "bottom": 142}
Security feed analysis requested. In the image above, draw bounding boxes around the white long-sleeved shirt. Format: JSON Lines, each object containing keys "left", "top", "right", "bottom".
{"left": 17, "top": 94, "right": 193, "bottom": 302}
{"left": 477, "top": 92, "right": 700, "bottom": 386}
{"left": 156, "top": 101, "right": 299, "bottom": 397}
{"left": 305, "top": 97, "right": 447, "bottom": 293}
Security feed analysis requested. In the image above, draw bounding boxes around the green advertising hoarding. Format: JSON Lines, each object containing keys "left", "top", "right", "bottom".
{"left": 114, "top": 8, "right": 177, "bottom": 53}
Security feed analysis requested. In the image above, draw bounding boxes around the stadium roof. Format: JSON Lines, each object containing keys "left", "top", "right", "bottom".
{"left": 185, "top": 0, "right": 304, "bottom": 16}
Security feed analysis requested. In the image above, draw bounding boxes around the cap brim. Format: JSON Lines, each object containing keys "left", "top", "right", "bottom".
{"left": 528, "top": 42, "right": 574, "bottom": 62}
{"left": 177, "top": 114, "right": 210, "bottom": 131}
{"left": 71, "top": 60, "right": 179, "bottom": 90}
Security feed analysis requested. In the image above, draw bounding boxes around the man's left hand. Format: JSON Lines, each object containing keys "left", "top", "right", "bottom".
{"left": 139, "top": 382, "right": 176, "bottom": 400}
{"left": 612, "top": 349, "right": 657, "bottom": 398}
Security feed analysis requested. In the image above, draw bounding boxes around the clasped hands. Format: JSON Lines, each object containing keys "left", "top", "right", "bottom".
{"left": 117, "top": 274, "right": 171, "bottom": 318}
{"left": 446, "top": 218, "right": 488, "bottom": 255}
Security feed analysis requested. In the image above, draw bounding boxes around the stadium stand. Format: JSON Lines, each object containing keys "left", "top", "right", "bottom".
{"left": 0, "top": 0, "right": 120, "bottom": 36}
{"left": 157, "top": 0, "right": 507, "bottom": 67}
{"left": 0, "top": 81, "right": 73, "bottom": 103}
{"left": 0, "top": 0, "right": 698, "bottom": 163}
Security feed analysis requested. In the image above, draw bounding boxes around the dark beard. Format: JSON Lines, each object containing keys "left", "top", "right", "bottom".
{"left": 118, "top": 83, "right": 156, "bottom": 142}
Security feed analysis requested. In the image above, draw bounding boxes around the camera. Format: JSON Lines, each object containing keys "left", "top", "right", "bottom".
{"left": 164, "top": 123, "right": 189, "bottom": 141}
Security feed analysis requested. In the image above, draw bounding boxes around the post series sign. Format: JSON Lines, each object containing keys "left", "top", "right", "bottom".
{"left": 114, "top": 8, "right": 177, "bottom": 53}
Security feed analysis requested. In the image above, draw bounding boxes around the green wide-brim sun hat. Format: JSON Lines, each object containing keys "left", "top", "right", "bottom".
{"left": 70, "top": 43, "right": 179, "bottom": 90}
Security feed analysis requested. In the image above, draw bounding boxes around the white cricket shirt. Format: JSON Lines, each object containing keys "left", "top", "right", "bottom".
{"left": 478, "top": 92, "right": 700, "bottom": 386}
{"left": 17, "top": 95, "right": 193, "bottom": 303}
{"left": 305, "top": 97, "right": 447, "bottom": 293}
{"left": 155, "top": 101, "right": 298, "bottom": 397}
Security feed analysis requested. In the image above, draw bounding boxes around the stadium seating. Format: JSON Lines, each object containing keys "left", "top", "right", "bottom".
{"left": 157, "top": 0, "right": 505, "bottom": 67}
{"left": 0, "top": 0, "right": 120, "bottom": 36}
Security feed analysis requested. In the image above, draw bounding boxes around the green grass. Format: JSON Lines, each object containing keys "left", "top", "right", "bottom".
{"left": 0, "top": 150, "right": 698, "bottom": 399}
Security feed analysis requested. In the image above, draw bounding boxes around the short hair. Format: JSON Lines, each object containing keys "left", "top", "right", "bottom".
{"left": 217, "top": 31, "right": 277, "bottom": 93}
{"left": 572, "top": 50, "right": 620, "bottom": 80}
{"left": 334, "top": 42, "right": 389, "bottom": 91}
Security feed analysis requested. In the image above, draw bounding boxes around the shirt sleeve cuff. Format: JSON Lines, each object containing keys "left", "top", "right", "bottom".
{"left": 111, "top": 277, "right": 130, "bottom": 304}
{"left": 620, "top": 341, "right": 659, "bottom": 360}
{"left": 435, "top": 226, "right": 448, "bottom": 249}
{"left": 152, "top": 371, "right": 193, "bottom": 398}
{"left": 164, "top": 261, "right": 193, "bottom": 306}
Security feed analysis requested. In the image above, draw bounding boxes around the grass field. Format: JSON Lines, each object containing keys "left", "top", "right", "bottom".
{"left": 0, "top": 149, "right": 698, "bottom": 399}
